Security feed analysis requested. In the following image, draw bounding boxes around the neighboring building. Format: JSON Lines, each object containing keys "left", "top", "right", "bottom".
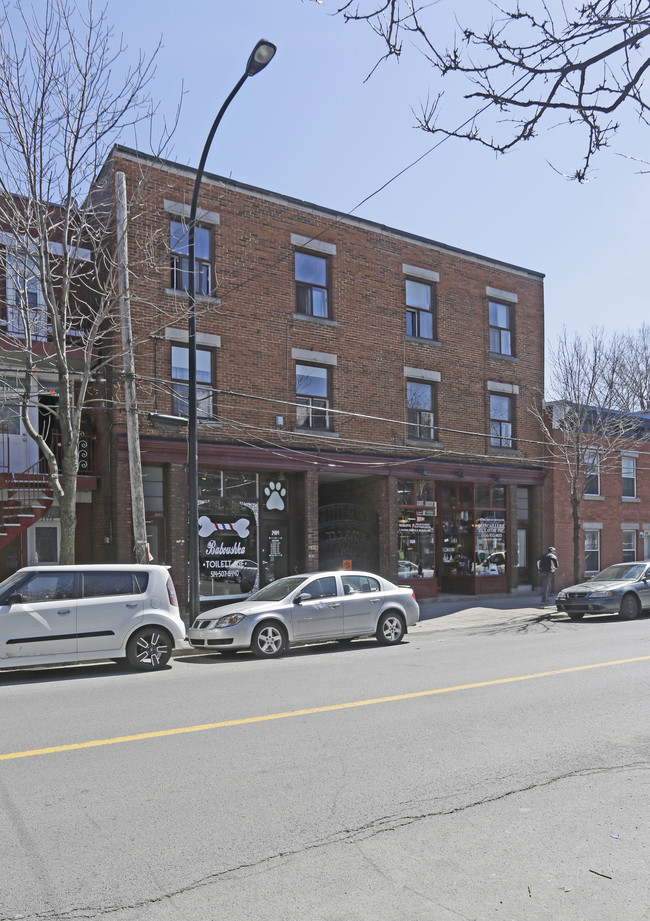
{"left": 0, "top": 211, "right": 98, "bottom": 578}
{"left": 2, "top": 146, "right": 548, "bottom": 608}
{"left": 543, "top": 402, "right": 650, "bottom": 590}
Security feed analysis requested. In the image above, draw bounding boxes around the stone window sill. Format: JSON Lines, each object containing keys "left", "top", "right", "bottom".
{"left": 293, "top": 313, "right": 338, "bottom": 327}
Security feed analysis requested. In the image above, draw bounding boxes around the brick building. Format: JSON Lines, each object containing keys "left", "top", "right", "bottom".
{"left": 2, "top": 145, "right": 549, "bottom": 609}
{"left": 0, "top": 205, "right": 98, "bottom": 578}
{"left": 543, "top": 402, "right": 650, "bottom": 591}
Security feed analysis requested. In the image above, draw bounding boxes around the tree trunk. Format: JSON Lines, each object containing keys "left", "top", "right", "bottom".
{"left": 571, "top": 494, "right": 581, "bottom": 584}
{"left": 58, "top": 444, "right": 79, "bottom": 564}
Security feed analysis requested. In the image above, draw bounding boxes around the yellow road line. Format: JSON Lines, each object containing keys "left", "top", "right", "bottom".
{"left": 2, "top": 654, "right": 649, "bottom": 761}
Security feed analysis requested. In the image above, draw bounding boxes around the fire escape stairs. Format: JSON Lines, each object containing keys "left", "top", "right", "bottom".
{"left": 0, "top": 462, "right": 54, "bottom": 551}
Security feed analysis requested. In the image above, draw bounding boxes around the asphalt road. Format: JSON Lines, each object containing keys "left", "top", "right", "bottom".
{"left": 1, "top": 605, "right": 649, "bottom": 921}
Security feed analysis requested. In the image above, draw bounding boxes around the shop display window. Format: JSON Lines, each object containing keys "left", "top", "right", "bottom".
{"left": 398, "top": 479, "right": 435, "bottom": 579}
{"left": 197, "top": 471, "right": 260, "bottom": 600}
{"left": 441, "top": 483, "right": 507, "bottom": 579}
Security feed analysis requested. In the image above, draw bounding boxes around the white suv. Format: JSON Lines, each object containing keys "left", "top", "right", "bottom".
{"left": 0, "top": 564, "right": 186, "bottom": 672}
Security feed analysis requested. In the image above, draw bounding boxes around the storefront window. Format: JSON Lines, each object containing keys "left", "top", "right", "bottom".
{"left": 398, "top": 480, "right": 435, "bottom": 578}
{"left": 197, "top": 471, "right": 260, "bottom": 600}
{"left": 441, "top": 486, "right": 474, "bottom": 577}
{"left": 441, "top": 483, "right": 507, "bottom": 579}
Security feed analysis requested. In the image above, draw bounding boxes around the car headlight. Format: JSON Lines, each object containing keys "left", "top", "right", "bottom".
{"left": 215, "top": 613, "right": 246, "bottom": 627}
{"left": 556, "top": 591, "right": 566, "bottom": 600}
{"left": 589, "top": 590, "right": 614, "bottom": 599}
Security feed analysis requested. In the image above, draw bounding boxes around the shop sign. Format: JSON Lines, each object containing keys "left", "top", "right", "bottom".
{"left": 198, "top": 500, "right": 259, "bottom": 593}
{"left": 398, "top": 510, "right": 434, "bottom": 535}
{"left": 476, "top": 516, "right": 506, "bottom": 538}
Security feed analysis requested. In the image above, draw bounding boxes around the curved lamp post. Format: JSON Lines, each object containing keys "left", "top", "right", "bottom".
{"left": 187, "top": 39, "right": 277, "bottom": 626}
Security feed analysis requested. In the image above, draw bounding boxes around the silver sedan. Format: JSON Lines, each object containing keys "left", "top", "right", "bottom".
{"left": 188, "top": 570, "right": 420, "bottom": 658}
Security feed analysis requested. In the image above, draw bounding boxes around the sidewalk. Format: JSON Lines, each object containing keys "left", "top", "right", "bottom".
{"left": 413, "top": 590, "right": 553, "bottom": 632}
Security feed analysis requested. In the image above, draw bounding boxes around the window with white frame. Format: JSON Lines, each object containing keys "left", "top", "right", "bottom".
{"left": 489, "top": 393, "right": 513, "bottom": 448}
{"left": 406, "top": 278, "right": 435, "bottom": 339}
{"left": 622, "top": 455, "right": 637, "bottom": 498}
{"left": 295, "top": 251, "right": 329, "bottom": 318}
{"left": 5, "top": 251, "right": 47, "bottom": 341}
{"left": 406, "top": 379, "right": 435, "bottom": 440}
{"left": 488, "top": 301, "right": 513, "bottom": 356}
{"left": 584, "top": 452, "right": 601, "bottom": 496}
{"left": 622, "top": 529, "right": 637, "bottom": 562}
{"left": 584, "top": 529, "right": 600, "bottom": 572}
{"left": 296, "top": 363, "right": 330, "bottom": 429}
{"left": 171, "top": 344, "right": 213, "bottom": 418}
{"left": 170, "top": 220, "right": 212, "bottom": 295}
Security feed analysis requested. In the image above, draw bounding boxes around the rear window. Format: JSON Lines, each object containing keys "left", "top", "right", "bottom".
{"left": 82, "top": 571, "right": 149, "bottom": 598}
{"left": 342, "top": 575, "right": 380, "bottom": 594}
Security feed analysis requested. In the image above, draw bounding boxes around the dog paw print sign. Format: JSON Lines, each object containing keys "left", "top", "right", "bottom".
{"left": 264, "top": 479, "right": 287, "bottom": 512}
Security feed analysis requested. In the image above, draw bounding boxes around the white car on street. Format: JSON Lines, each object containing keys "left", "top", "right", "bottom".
{"left": 188, "top": 570, "right": 420, "bottom": 658}
{"left": 0, "top": 564, "right": 185, "bottom": 672}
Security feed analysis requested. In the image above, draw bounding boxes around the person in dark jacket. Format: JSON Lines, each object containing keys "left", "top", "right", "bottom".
{"left": 538, "top": 547, "right": 559, "bottom": 606}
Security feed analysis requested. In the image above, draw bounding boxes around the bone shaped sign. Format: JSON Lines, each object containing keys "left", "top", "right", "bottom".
{"left": 197, "top": 516, "right": 250, "bottom": 539}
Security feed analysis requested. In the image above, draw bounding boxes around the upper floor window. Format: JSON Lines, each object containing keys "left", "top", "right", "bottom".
{"left": 295, "top": 251, "right": 329, "bottom": 318}
{"left": 406, "top": 379, "right": 435, "bottom": 441}
{"left": 171, "top": 344, "right": 213, "bottom": 418}
{"left": 170, "top": 220, "right": 211, "bottom": 295}
{"left": 296, "top": 363, "right": 330, "bottom": 429}
{"left": 622, "top": 456, "right": 637, "bottom": 498}
{"left": 584, "top": 452, "right": 600, "bottom": 496}
{"left": 489, "top": 393, "right": 513, "bottom": 448}
{"left": 488, "top": 301, "right": 512, "bottom": 356}
{"left": 5, "top": 252, "right": 48, "bottom": 341}
{"left": 406, "top": 279, "right": 435, "bottom": 340}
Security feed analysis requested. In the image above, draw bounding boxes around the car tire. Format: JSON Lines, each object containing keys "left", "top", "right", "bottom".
{"left": 126, "top": 626, "right": 173, "bottom": 670}
{"left": 567, "top": 612, "right": 585, "bottom": 621}
{"left": 618, "top": 593, "right": 640, "bottom": 620}
{"left": 375, "top": 611, "right": 405, "bottom": 645}
{"left": 251, "top": 622, "right": 287, "bottom": 658}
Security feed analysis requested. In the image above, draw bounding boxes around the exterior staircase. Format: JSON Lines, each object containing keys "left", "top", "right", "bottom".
{"left": 0, "top": 459, "right": 53, "bottom": 551}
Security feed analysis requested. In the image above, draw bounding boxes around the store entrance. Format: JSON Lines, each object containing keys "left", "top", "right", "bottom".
{"left": 437, "top": 481, "right": 509, "bottom": 594}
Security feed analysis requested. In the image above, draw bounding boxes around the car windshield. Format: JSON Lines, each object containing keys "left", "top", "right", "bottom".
{"left": 247, "top": 576, "right": 307, "bottom": 602}
{"left": 591, "top": 563, "right": 647, "bottom": 582}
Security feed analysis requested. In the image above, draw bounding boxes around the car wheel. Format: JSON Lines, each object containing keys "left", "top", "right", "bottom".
{"left": 567, "top": 612, "right": 585, "bottom": 621}
{"left": 126, "top": 627, "right": 173, "bottom": 670}
{"left": 619, "top": 593, "right": 640, "bottom": 620}
{"left": 376, "top": 611, "right": 405, "bottom": 645}
{"left": 251, "top": 622, "right": 287, "bottom": 658}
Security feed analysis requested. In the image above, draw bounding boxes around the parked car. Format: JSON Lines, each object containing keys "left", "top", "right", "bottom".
{"left": 0, "top": 564, "right": 186, "bottom": 672}
{"left": 555, "top": 562, "right": 650, "bottom": 620}
{"left": 188, "top": 570, "right": 420, "bottom": 658}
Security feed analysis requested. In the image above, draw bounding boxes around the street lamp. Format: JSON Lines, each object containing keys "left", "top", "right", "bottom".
{"left": 187, "top": 39, "right": 277, "bottom": 627}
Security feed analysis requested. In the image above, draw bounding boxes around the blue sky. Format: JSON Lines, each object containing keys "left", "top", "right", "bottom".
{"left": 107, "top": 0, "right": 650, "bottom": 350}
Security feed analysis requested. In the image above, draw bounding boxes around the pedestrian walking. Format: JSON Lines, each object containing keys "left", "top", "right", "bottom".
{"left": 537, "top": 546, "right": 559, "bottom": 606}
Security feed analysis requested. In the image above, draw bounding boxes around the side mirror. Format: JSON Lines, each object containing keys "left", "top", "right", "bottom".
{"left": 294, "top": 592, "right": 312, "bottom": 604}
{"left": 6, "top": 592, "right": 23, "bottom": 605}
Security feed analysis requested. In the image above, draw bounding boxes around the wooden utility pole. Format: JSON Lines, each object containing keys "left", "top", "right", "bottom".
{"left": 115, "top": 171, "right": 148, "bottom": 564}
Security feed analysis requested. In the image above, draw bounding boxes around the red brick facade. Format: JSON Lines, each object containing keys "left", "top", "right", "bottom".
{"left": 543, "top": 406, "right": 650, "bottom": 590}
{"left": 2, "top": 145, "right": 549, "bottom": 608}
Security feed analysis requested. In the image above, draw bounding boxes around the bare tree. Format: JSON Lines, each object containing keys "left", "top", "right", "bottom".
{"left": 0, "top": 0, "right": 166, "bottom": 563}
{"left": 325, "top": 1, "right": 650, "bottom": 180}
{"left": 533, "top": 327, "right": 640, "bottom": 582}
{"left": 603, "top": 323, "right": 650, "bottom": 411}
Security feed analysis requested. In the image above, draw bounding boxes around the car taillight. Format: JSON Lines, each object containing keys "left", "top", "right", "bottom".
{"left": 411, "top": 591, "right": 417, "bottom": 601}
{"left": 166, "top": 577, "right": 177, "bottom": 607}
